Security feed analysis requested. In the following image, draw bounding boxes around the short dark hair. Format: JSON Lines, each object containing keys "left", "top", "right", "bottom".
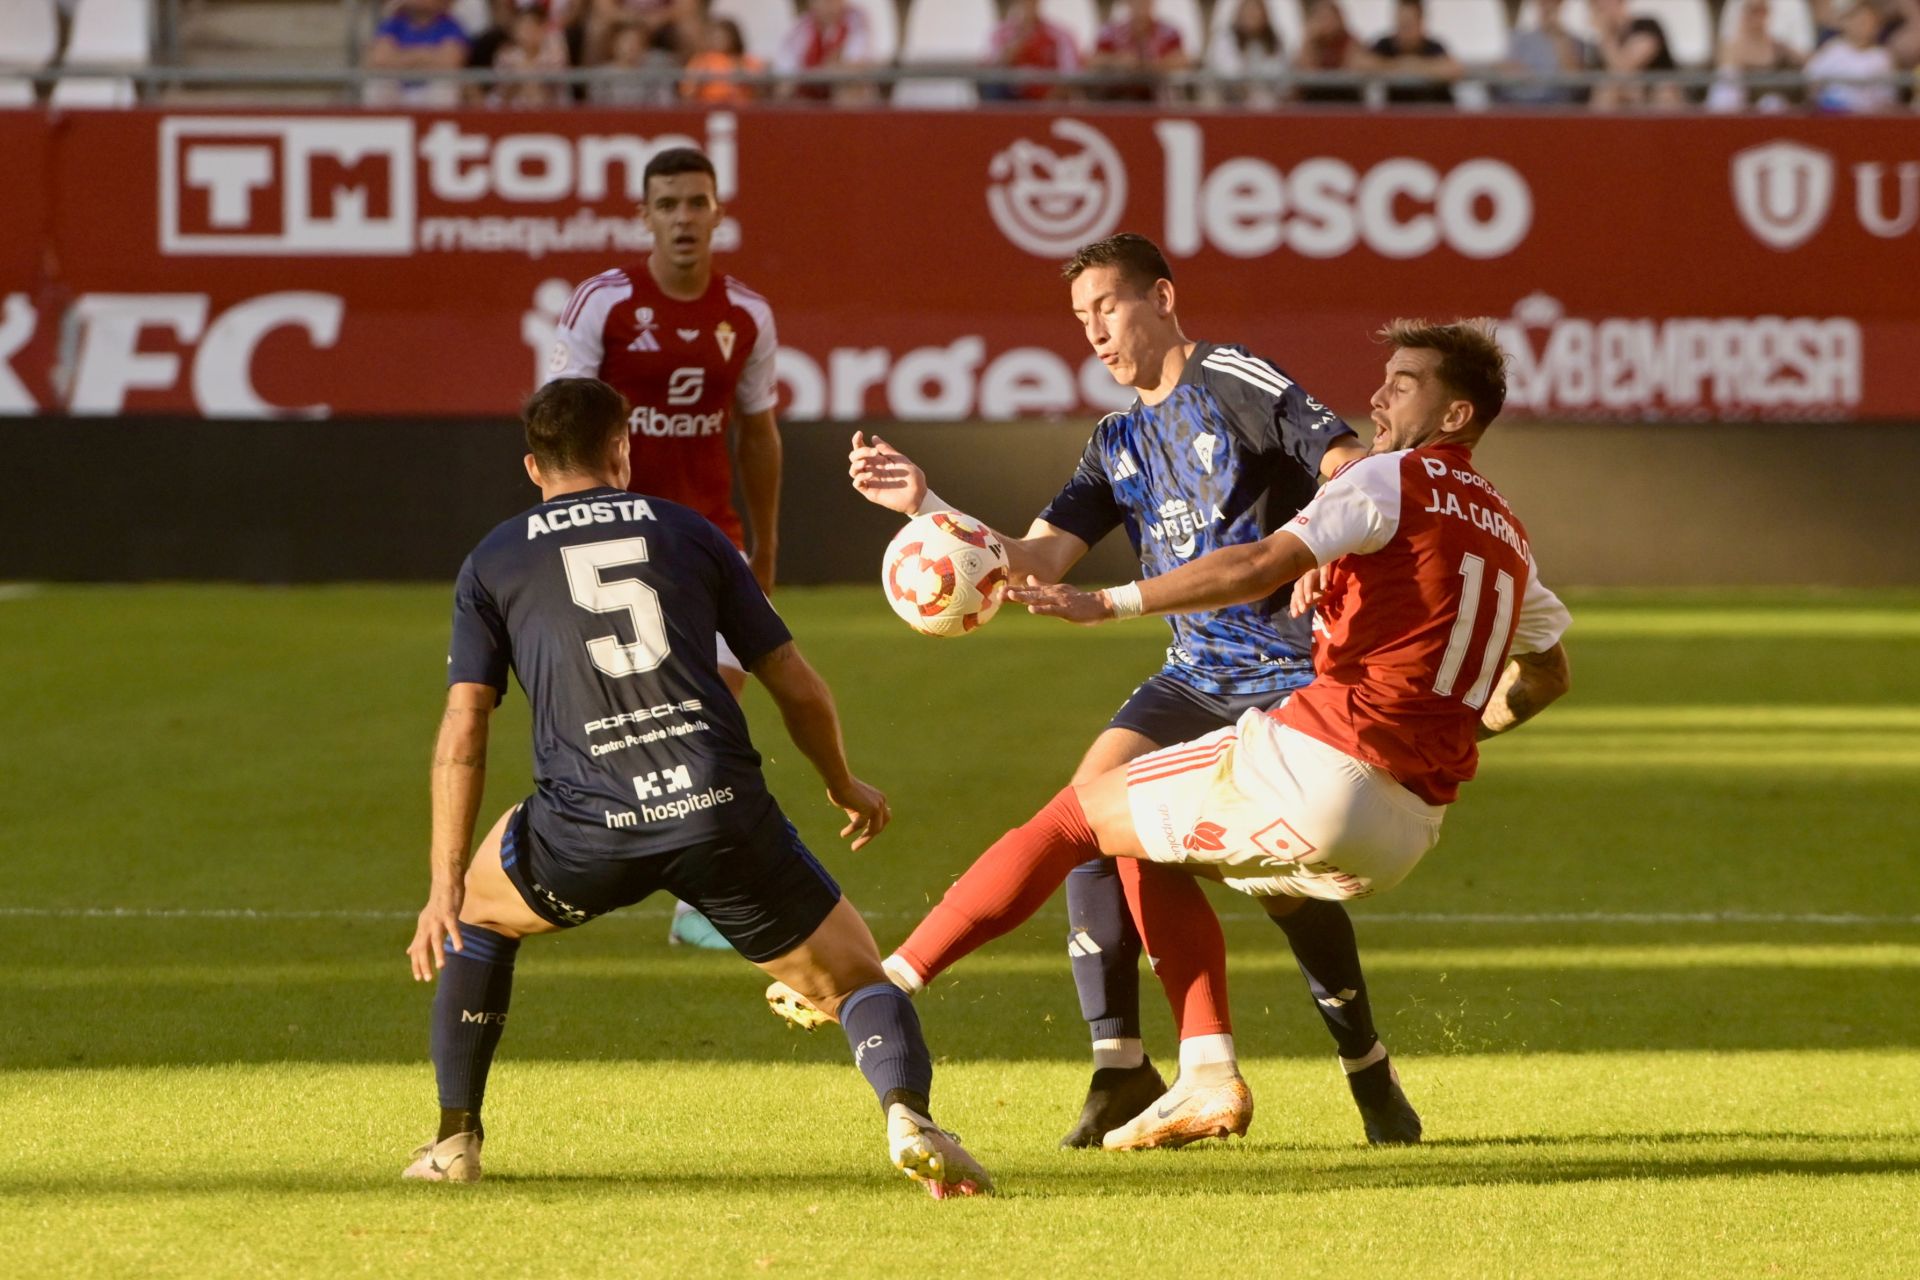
{"left": 524, "top": 377, "right": 627, "bottom": 474}
{"left": 643, "top": 146, "right": 717, "bottom": 200}
{"left": 1377, "top": 318, "right": 1508, "bottom": 431}
{"left": 1060, "top": 233, "right": 1174, "bottom": 293}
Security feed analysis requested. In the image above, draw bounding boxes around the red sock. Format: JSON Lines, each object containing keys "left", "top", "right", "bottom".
{"left": 1119, "top": 858, "right": 1232, "bottom": 1039}
{"left": 896, "top": 787, "right": 1099, "bottom": 983}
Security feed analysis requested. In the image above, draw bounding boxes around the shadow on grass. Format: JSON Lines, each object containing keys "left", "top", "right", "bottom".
{"left": 4, "top": 1132, "right": 1917, "bottom": 1200}
{"left": 7, "top": 950, "right": 1916, "bottom": 1069}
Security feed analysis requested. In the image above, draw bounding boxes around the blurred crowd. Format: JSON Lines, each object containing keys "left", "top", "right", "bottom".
{"left": 363, "top": 0, "right": 1920, "bottom": 112}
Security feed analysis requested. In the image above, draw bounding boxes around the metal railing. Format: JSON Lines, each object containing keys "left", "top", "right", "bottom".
{"left": 11, "top": 61, "right": 1918, "bottom": 109}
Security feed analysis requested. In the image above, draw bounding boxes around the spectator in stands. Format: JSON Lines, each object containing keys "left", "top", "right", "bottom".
{"left": 1207, "top": 0, "right": 1288, "bottom": 107}
{"left": 1707, "top": 0, "right": 1802, "bottom": 112}
{"left": 1367, "top": 0, "right": 1460, "bottom": 105}
{"left": 1294, "top": 0, "right": 1370, "bottom": 103}
{"left": 1502, "top": 0, "right": 1594, "bottom": 105}
{"left": 591, "top": 17, "right": 685, "bottom": 103}
{"left": 775, "top": 0, "right": 877, "bottom": 103}
{"left": 683, "top": 17, "right": 766, "bottom": 104}
{"left": 583, "top": 0, "right": 697, "bottom": 66}
{"left": 1590, "top": 0, "right": 1686, "bottom": 110}
{"left": 1813, "top": 0, "right": 1920, "bottom": 65}
{"left": 1806, "top": 0, "right": 1901, "bottom": 109}
{"left": 365, "top": 0, "right": 469, "bottom": 106}
{"left": 983, "top": 0, "right": 1082, "bottom": 102}
{"left": 490, "top": 6, "right": 573, "bottom": 106}
{"left": 1089, "top": 0, "right": 1192, "bottom": 103}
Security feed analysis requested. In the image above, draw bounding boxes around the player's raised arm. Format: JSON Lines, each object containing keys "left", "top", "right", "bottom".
{"left": 750, "top": 640, "right": 890, "bottom": 850}
{"left": 408, "top": 683, "right": 497, "bottom": 980}
{"left": 848, "top": 431, "right": 1090, "bottom": 585}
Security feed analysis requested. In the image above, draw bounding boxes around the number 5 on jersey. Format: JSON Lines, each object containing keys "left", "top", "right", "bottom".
{"left": 563, "top": 537, "right": 672, "bottom": 677}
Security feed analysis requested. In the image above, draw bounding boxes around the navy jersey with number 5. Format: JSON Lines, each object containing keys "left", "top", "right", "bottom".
{"left": 1039, "top": 342, "right": 1355, "bottom": 695}
{"left": 446, "top": 486, "right": 791, "bottom": 861}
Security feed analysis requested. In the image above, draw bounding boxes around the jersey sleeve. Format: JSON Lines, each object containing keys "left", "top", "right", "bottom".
{"left": 706, "top": 521, "right": 792, "bottom": 667}
{"left": 447, "top": 554, "right": 511, "bottom": 701}
{"left": 1036, "top": 424, "right": 1124, "bottom": 546}
{"left": 736, "top": 300, "right": 779, "bottom": 416}
{"left": 1281, "top": 453, "right": 1402, "bottom": 565}
{"left": 1510, "top": 557, "right": 1572, "bottom": 655}
{"left": 544, "top": 272, "right": 625, "bottom": 383}
{"left": 1200, "top": 345, "right": 1355, "bottom": 477}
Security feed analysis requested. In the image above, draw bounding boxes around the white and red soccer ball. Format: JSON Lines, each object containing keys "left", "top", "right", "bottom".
{"left": 881, "top": 511, "right": 1010, "bottom": 637}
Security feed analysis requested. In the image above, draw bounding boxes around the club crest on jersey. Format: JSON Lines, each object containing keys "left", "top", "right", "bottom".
{"left": 1193, "top": 432, "right": 1220, "bottom": 475}
{"left": 715, "top": 320, "right": 737, "bottom": 361}
{"left": 628, "top": 306, "right": 660, "bottom": 353}
{"left": 547, "top": 341, "right": 568, "bottom": 373}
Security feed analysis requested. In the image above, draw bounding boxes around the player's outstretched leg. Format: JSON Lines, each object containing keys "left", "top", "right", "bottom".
{"left": 1059, "top": 859, "right": 1166, "bottom": 1148}
{"left": 759, "top": 897, "right": 991, "bottom": 1198}
{"left": 404, "top": 923, "right": 520, "bottom": 1183}
{"left": 1266, "top": 897, "right": 1420, "bottom": 1145}
{"left": 1098, "top": 859, "right": 1252, "bottom": 1150}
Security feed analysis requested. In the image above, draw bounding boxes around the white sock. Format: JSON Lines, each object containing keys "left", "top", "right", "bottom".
{"left": 1178, "top": 1033, "right": 1238, "bottom": 1083}
{"left": 882, "top": 953, "right": 925, "bottom": 995}
{"left": 1339, "top": 1041, "right": 1388, "bottom": 1074}
{"left": 1092, "top": 1037, "right": 1145, "bottom": 1071}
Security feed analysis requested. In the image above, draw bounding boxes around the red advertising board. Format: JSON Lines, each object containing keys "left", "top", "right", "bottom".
{"left": 0, "top": 108, "right": 1915, "bottom": 421}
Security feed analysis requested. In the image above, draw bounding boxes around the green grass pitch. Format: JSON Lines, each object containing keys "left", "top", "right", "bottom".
{"left": 2, "top": 583, "right": 1917, "bottom": 1278}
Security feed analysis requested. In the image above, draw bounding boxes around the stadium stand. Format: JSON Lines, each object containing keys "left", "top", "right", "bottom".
{"left": 1636, "top": 0, "right": 1715, "bottom": 65}
{"left": 1335, "top": 0, "right": 1394, "bottom": 43}
{"left": 858, "top": 0, "right": 899, "bottom": 63}
{"left": 1427, "top": 0, "right": 1512, "bottom": 60}
{"left": 50, "top": 0, "right": 151, "bottom": 107}
{"left": 895, "top": 0, "right": 996, "bottom": 105}
{"left": 712, "top": 0, "right": 799, "bottom": 62}
{"left": 1714, "top": 0, "right": 1816, "bottom": 56}
{"left": 1153, "top": 0, "right": 1211, "bottom": 52}
{"left": 1208, "top": 0, "right": 1307, "bottom": 55}
{"left": 0, "top": 0, "right": 60, "bottom": 105}
{"left": 1038, "top": 0, "right": 1099, "bottom": 50}
{"left": 1515, "top": 0, "right": 1596, "bottom": 40}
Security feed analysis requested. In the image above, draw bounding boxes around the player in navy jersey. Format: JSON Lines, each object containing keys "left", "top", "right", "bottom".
{"left": 794, "top": 234, "right": 1417, "bottom": 1151}
{"left": 546, "top": 146, "right": 783, "bottom": 950}
{"left": 402, "top": 377, "right": 989, "bottom": 1197}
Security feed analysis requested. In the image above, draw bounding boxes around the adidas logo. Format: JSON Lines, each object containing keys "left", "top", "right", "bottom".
{"left": 1111, "top": 449, "right": 1140, "bottom": 481}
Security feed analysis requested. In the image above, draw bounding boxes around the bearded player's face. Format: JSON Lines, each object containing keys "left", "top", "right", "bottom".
{"left": 1368, "top": 347, "right": 1456, "bottom": 453}
{"left": 642, "top": 173, "right": 722, "bottom": 270}
{"left": 1070, "top": 265, "right": 1176, "bottom": 392}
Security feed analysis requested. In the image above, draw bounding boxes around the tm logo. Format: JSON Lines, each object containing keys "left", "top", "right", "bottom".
{"left": 634, "top": 765, "right": 693, "bottom": 800}
{"left": 161, "top": 117, "right": 416, "bottom": 255}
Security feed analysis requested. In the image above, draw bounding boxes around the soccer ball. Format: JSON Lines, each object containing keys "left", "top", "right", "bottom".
{"left": 881, "top": 511, "right": 1010, "bottom": 637}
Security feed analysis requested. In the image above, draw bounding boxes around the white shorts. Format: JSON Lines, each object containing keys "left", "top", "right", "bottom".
{"left": 1126, "top": 709, "right": 1444, "bottom": 901}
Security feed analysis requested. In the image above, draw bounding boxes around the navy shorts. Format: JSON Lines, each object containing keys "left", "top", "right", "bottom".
{"left": 499, "top": 802, "right": 843, "bottom": 964}
{"left": 1107, "top": 672, "right": 1300, "bottom": 747}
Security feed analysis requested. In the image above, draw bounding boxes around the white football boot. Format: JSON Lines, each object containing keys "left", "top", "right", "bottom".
{"left": 400, "top": 1131, "right": 483, "bottom": 1183}
{"left": 1101, "top": 1072, "right": 1254, "bottom": 1151}
{"left": 887, "top": 1103, "right": 992, "bottom": 1199}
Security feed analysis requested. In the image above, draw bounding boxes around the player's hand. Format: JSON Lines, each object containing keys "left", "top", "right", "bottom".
{"left": 847, "top": 431, "right": 928, "bottom": 516}
{"left": 749, "top": 543, "right": 777, "bottom": 595}
{"left": 1009, "top": 576, "right": 1113, "bottom": 626}
{"left": 829, "top": 777, "right": 890, "bottom": 851}
{"left": 407, "top": 887, "right": 465, "bottom": 982}
{"left": 1289, "top": 565, "right": 1329, "bottom": 618}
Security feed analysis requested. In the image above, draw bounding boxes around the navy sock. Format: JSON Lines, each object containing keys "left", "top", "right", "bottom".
{"left": 1064, "top": 858, "right": 1144, "bottom": 1044}
{"left": 1273, "top": 899, "right": 1379, "bottom": 1060}
{"left": 839, "top": 982, "right": 933, "bottom": 1115}
{"left": 430, "top": 924, "right": 521, "bottom": 1136}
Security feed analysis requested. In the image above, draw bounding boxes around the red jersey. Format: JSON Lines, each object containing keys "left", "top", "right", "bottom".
{"left": 1277, "top": 445, "right": 1570, "bottom": 804}
{"left": 547, "top": 266, "right": 777, "bottom": 548}
{"left": 989, "top": 17, "right": 1082, "bottom": 99}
